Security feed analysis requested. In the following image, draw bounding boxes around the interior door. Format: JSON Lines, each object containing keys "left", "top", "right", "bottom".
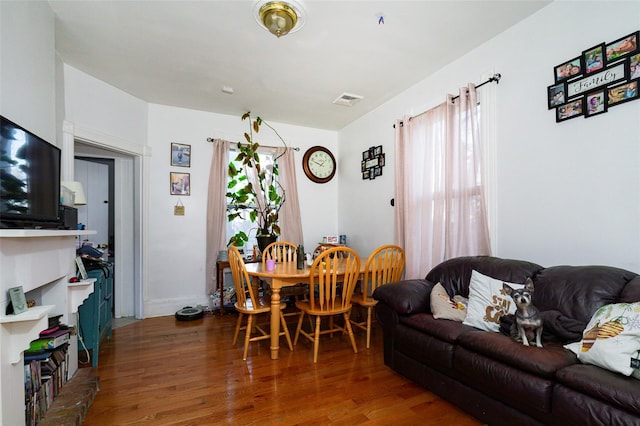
{"left": 74, "top": 159, "right": 109, "bottom": 249}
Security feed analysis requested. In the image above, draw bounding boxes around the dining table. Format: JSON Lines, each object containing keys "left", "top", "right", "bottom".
{"left": 244, "top": 257, "right": 366, "bottom": 360}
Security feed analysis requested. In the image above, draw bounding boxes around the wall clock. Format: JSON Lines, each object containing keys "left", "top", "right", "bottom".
{"left": 302, "top": 146, "right": 336, "bottom": 183}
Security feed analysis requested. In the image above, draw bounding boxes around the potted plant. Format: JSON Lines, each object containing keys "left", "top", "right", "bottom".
{"left": 226, "top": 112, "right": 287, "bottom": 252}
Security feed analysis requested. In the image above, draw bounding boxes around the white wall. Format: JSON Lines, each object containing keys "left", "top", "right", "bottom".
{"left": 339, "top": 1, "right": 640, "bottom": 274}
{"left": 0, "top": 1, "right": 56, "bottom": 142}
{"left": 0, "top": 3, "right": 64, "bottom": 424}
{"left": 63, "top": 64, "right": 148, "bottom": 145}
{"left": 145, "top": 104, "right": 338, "bottom": 316}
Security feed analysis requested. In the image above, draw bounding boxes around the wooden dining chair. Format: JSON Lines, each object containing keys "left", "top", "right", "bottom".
{"left": 350, "top": 244, "right": 405, "bottom": 348}
{"left": 262, "top": 241, "right": 309, "bottom": 305}
{"left": 294, "top": 246, "right": 361, "bottom": 363}
{"left": 228, "top": 245, "right": 293, "bottom": 360}
{"left": 262, "top": 241, "right": 297, "bottom": 264}
{"left": 312, "top": 243, "right": 345, "bottom": 260}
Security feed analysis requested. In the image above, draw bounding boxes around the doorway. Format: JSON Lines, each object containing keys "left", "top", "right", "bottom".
{"left": 74, "top": 141, "right": 140, "bottom": 319}
{"left": 75, "top": 157, "right": 113, "bottom": 254}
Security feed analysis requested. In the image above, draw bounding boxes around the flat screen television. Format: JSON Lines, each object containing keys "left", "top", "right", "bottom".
{"left": 1, "top": 115, "right": 61, "bottom": 229}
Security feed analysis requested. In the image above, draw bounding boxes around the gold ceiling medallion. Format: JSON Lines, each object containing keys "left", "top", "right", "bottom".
{"left": 254, "top": 1, "right": 305, "bottom": 38}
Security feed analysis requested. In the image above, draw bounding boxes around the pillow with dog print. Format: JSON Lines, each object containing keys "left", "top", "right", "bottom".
{"left": 431, "top": 282, "right": 468, "bottom": 322}
{"left": 463, "top": 270, "right": 524, "bottom": 332}
{"left": 567, "top": 302, "right": 640, "bottom": 378}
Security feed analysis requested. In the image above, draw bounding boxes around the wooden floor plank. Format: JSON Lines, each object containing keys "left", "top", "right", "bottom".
{"left": 82, "top": 313, "right": 481, "bottom": 425}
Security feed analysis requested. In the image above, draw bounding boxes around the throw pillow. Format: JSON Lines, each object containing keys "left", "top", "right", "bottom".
{"left": 566, "top": 302, "right": 640, "bottom": 378}
{"left": 463, "top": 270, "right": 524, "bottom": 332}
{"left": 430, "top": 282, "right": 468, "bottom": 322}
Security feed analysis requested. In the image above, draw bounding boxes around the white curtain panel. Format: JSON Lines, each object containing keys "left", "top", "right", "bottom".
{"left": 206, "top": 139, "right": 231, "bottom": 290}
{"left": 395, "top": 84, "right": 491, "bottom": 279}
{"left": 277, "top": 147, "right": 304, "bottom": 245}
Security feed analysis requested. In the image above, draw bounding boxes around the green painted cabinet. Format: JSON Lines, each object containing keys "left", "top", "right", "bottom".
{"left": 78, "top": 263, "right": 113, "bottom": 367}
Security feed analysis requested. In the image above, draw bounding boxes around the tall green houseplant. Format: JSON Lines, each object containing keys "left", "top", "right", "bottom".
{"left": 227, "top": 112, "right": 287, "bottom": 250}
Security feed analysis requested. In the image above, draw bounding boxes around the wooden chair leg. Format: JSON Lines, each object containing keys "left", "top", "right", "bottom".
{"left": 280, "top": 311, "right": 293, "bottom": 351}
{"left": 313, "top": 315, "right": 321, "bottom": 363}
{"left": 243, "top": 315, "right": 254, "bottom": 360}
{"left": 329, "top": 316, "right": 334, "bottom": 338}
{"left": 232, "top": 312, "right": 243, "bottom": 346}
{"left": 343, "top": 312, "right": 358, "bottom": 354}
{"left": 366, "top": 307, "right": 372, "bottom": 349}
{"left": 294, "top": 311, "right": 305, "bottom": 345}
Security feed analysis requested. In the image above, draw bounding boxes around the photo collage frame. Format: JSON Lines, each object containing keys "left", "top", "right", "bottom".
{"left": 547, "top": 31, "right": 639, "bottom": 122}
{"left": 361, "top": 145, "right": 385, "bottom": 180}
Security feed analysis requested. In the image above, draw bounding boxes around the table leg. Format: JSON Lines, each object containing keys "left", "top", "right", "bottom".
{"left": 216, "top": 262, "right": 224, "bottom": 316}
{"left": 270, "top": 283, "right": 282, "bottom": 360}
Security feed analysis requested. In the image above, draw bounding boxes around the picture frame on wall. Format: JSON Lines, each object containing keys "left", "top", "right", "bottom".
{"left": 554, "top": 56, "right": 582, "bottom": 82}
{"left": 607, "top": 80, "right": 639, "bottom": 107}
{"left": 170, "top": 172, "right": 191, "bottom": 195}
{"left": 606, "top": 31, "right": 639, "bottom": 63}
{"left": 547, "top": 82, "right": 566, "bottom": 109}
{"left": 584, "top": 90, "right": 607, "bottom": 118}
{"left": 629, "top": 53, "right": 640, "bottom": 80}
{"left": 556, "top": 98, "right": 584, "bottom": 122}
{"left": 171, "top": 143, "right": 191, "bottom": 167}
{"left": 583, "top": 43, "right": 606, "bottom": 75}
{"left": 548, "top": 30, "right": 640, "bottom": 123}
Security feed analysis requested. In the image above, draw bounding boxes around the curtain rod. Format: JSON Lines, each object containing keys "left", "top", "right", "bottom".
{"left": 206, "top": 137, "right": 299, "bottom": 151}
{"left": 450, "top": 73, "right": 501, "bottom": 103}
{"left": 394, "top": 72, "right": 502, "bottom": 127}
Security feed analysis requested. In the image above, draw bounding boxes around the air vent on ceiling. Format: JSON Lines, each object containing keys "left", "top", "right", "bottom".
{"left": 333, "top": 92, "right": 364, "bottom": 107}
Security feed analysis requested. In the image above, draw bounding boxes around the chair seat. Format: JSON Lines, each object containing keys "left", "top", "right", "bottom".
{"left": 235, "top": 297, "right": 287, "bottom": 314}
{"left": 351, "top": 294, "right": 377, "bottom": 307}
{"left": 295, "top": 298, "right": 351, "bottom": 316}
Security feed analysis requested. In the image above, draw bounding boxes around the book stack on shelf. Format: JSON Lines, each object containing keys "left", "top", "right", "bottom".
{"left": 23, "top": 324, "right": 71, "bottom": 426}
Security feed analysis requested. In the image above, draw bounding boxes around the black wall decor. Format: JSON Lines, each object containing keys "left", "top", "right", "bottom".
{"left": 361, "top": 145, "right": 384, "bottom": 180}
{"left": 548, "top": 31, "right": 639, "bottom": 122}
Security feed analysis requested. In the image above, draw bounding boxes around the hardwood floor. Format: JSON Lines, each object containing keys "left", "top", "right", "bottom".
{"left": 83, "top": 310, "right": 481, "bottom": 425}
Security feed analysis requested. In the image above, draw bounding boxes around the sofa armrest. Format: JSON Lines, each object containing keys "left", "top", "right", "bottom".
{"left": 373, "top": 279, "right": 434, "bottom": 315}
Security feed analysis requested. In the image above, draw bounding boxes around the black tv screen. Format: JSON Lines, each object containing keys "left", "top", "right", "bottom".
{"left": 1, "top": 115, "right": 61, "bottom": 229}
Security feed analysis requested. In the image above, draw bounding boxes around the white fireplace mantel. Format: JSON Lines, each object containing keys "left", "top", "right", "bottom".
{"left": 0, "top": 229, "right": 96, "bottom": 425}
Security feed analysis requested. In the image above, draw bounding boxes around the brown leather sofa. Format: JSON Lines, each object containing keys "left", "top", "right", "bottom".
{"left": 373, "top": 256, "right": 640, "bottom": 425}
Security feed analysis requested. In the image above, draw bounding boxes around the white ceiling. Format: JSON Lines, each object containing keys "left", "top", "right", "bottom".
{"left": 49, "top": 0, "right": 550, "bottom": 130}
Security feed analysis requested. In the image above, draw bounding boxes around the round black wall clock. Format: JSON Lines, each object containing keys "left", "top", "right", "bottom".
{"left": 302, "top": 146, "right": 336, "bottom": 183}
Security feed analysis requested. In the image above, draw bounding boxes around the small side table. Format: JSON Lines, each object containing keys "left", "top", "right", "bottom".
{"left": 216, "top": 255, "right": 259, "bottom": 315}
{"left": 216, "top": 258, "right": 230, "bottom": 314}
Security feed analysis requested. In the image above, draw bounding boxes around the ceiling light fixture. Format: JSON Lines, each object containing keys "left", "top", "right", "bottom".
{"left": 254, "top": 0, "right": 305, "bottom": 38}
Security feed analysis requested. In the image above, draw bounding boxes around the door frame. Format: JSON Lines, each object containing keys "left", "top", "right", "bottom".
{"left": 64, "top": 121, "right": 148, "bottom": 319}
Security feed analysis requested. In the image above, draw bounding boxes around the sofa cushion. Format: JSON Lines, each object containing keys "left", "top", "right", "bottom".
{"left": 394, "top": 318, "right": 460, "bottom": 371}
{"left": 400, "top": 312, "right": 478, "bottom": 344}
{"left": 620, "top": 276, "right": 640, "bottom": 303}
{"left": 565, "top": 302, "right": 640, "bottom": 377}
{"left": 556, "top": 364, "right": 640, "bottom": 414}
{"left": 500, "top": 310, "right": 585, "bottom": 343}
{"left": 463, "top": 270, "right": 524, "bottom": 332}
{"left": 373, "top": 279, "right": 432, "bottom": 315}
{"left": 455, "top": 345, "right": 555, "bottom": 416}
{"left": 533, "top": 265, "right": 638, "bottom": 324}
{"left": 425, "top": 256, "right": 544, "bottom": 298}
{"left": 457, "top": 331, "right": 578, "bottom": 378}
{"left": 430, "top": 282, "right": 468, "bottom": 321}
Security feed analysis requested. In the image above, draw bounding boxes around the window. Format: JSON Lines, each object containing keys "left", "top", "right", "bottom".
{"left": 225, "top": 148, "right": 278, "bottom": 253}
